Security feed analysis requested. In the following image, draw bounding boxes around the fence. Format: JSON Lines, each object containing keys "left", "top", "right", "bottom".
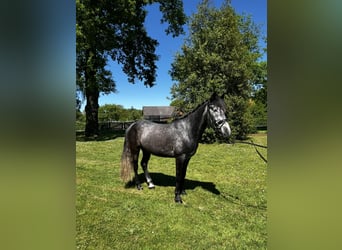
{"left": 99, "top": 121, "right": 135, "bottom": 131}
{"left": 256, "top": 124, "right": 267, "bottom": 131}
{"left": 77, "top": 120, "right": 267, "bottom": 133}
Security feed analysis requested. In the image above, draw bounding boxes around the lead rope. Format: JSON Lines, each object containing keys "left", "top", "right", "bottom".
{"left": 233, "top": 140, "right": 267, "bottom": 163}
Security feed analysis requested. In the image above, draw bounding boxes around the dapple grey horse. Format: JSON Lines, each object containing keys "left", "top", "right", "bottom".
{"left": 120, "top": 93, "right": 231, "bottom": 203}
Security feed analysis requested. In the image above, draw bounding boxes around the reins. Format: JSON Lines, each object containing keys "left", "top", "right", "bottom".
{"left": 233, "top": 139, "right": 267, "bottom": 163}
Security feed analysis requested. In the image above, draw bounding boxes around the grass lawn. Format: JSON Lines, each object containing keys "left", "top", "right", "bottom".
{"left": 76, "top": 133, "right": 267, "bottom": 249}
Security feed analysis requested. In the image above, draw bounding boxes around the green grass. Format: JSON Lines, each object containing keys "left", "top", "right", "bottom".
{"left": 76, "top": 134, "right": 267, "bottom": 249}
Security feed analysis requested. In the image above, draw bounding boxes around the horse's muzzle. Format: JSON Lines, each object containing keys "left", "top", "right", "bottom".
{"left": 220, "top": 122, "right": 231, "bottom": 138}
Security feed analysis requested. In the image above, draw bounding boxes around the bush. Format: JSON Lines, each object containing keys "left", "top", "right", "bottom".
{"left": 200, "top": 127, "right": 216, "bottom": 143}
{"left": 249, "top": 101, "right": 267, "bottom": 131}
{"left": 76, "top": 110, "right": 86, "bottom": 131}
{"left": 225, "top": 95, "right": 254, "bottom": 140}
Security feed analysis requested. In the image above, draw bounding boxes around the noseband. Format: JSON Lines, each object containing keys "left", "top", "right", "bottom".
{"left": 214, "top": 119, "right": 227, "bottom": 130}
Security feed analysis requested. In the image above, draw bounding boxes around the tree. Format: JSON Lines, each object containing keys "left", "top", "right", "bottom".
{"left": 252, "top": 61, "right": 267, "bottom": 107}
{"left": 250, "top": 60, "right": 267, "bottom": 130}
{"left": 98, "top": 104, "right": 142, "bottom": 122}
{"left": 77, "top": 0, "right": 186, "bottom": 137}
{"left": 98, "top": 104, "right": 124, "bottom": 122}
{"left": 170, "top": 0, "right": 263, "bottom": 140}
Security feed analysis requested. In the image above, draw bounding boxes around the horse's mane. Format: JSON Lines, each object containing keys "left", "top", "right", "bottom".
{"left": 173, "top": 100, "right": 209, "bottom": 121}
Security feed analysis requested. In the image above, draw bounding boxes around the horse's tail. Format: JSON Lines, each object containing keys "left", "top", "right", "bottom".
{"left": 120, "top": 124, "right": 135, "bottom": 182}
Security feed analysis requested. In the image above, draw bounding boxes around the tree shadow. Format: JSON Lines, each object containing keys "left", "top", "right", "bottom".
{"left": 76, "top": 130, "right": 125, "bottom": 141}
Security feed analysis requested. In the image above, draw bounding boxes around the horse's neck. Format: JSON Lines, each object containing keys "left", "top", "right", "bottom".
{"left": 186, "top": 103, "right": 208, "bottom": 140}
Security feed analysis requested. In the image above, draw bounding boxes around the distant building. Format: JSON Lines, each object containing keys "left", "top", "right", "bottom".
{"left": 142, "top": 106, "right": 175, "bottom": 123}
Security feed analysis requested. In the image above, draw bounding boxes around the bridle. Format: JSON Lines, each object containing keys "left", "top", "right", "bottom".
{"left": 214, "top": 118, "right": 227, "bottom": 130}
{"left": 206, "top": 103, "right": 227, "bottom": 132}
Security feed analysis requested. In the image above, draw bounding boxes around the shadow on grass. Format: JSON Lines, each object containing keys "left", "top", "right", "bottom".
{"left": 76, "top": 130, "right": 125, "bottom": 141}
{"left": 125, "top": 172, "right": 220, "bottom": 195}
{"left": 219, "top": 193, "right": 267, "bottom": 212}
{"left": 125, "top": 172, "right": 266, "bottom": 211}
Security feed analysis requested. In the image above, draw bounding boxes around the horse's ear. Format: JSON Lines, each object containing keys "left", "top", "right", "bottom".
{"left": 210, "top": 92, "right": 218, "bottom": 101}
{"left": 220, "top": 93, "right": 225, "bottom": 99}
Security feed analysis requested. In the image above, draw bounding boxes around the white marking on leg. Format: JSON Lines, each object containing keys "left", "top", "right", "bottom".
{"left": 147, "top": 180, "right": 155, "bottom": 189}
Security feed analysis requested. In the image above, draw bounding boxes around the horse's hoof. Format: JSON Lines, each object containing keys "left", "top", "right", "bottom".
{"left": 148, "top": 183, "right": 155, "bottom": 189}
{"left": 174, "top": 196, "right": 183, "bottom": 203}
{"left": 136, "top": 185, "right": 143, "bottom": 190}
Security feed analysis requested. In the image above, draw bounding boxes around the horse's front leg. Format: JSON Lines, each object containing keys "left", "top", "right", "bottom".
{"left": 180, "top": 158, "right": 190, "bottom": 195}
{"left": 174, "top": 156, "right": 189, "bottom": 203}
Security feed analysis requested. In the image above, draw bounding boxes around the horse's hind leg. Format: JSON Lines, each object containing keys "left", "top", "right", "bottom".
{"left": 132, "top": 149, "right": 143, "bottom": 190}
{"left": 141, "top": 150, "right": 155, "bottom": 189}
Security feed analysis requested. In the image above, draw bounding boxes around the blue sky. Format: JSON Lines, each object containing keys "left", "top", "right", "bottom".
{"left": 82, "top": 0, "right": 267, "bottom": 111}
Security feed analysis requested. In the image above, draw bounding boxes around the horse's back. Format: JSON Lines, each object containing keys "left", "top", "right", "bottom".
{"left": 130, "top": 120, "right": 180, "bottom": 157}
{"left": 135, "top": 120, "right": 175, "bottom": 142}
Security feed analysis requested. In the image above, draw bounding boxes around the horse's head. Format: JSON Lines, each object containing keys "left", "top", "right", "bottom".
{"left": 207, "top": 93, "right": 231, "bottom": 138}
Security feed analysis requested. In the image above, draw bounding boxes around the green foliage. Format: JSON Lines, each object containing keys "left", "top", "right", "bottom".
{"left": 170, "top": 0, "right": 265, "bottom": 140}
{"left": 250, "top": 100, "right": 267, "bottom": 129}
{"left": 226, "top": 95, "right": 255, "bottom": 140}
{"left": 250, "top": 61, "right": 267, "bottom": 130}
{"left": 252, "top": 61, "right": 267, "bottom": 107}
{"left": 199, "top": 127, "right": 216, "bottom": 144}
{"left": 76, "top": 97, "right": 86, "bottom": 130}
{"left": 76, "top": 0, "right": 186, "bottom": 136}
{"left": 76, "top": 111, "right": 86, "bottom": 131}
{"left": 98, "top": 104, "right": 123, "bottom": 122}
{"left": 98, "top": 104, "right": 142, "bottom": 122}
{"left": 76, "top": 104, "right": 142, "bottom": 132}
{"left": 76, "top": 134, "right": 267, "bottom": 249}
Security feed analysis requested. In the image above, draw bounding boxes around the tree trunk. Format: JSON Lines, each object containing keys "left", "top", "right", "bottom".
{"left": 84, "top": 88, "right": 99, "bottom": 137}
{"left": 84, "top": 49, "right": 99, "bottom": 138}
